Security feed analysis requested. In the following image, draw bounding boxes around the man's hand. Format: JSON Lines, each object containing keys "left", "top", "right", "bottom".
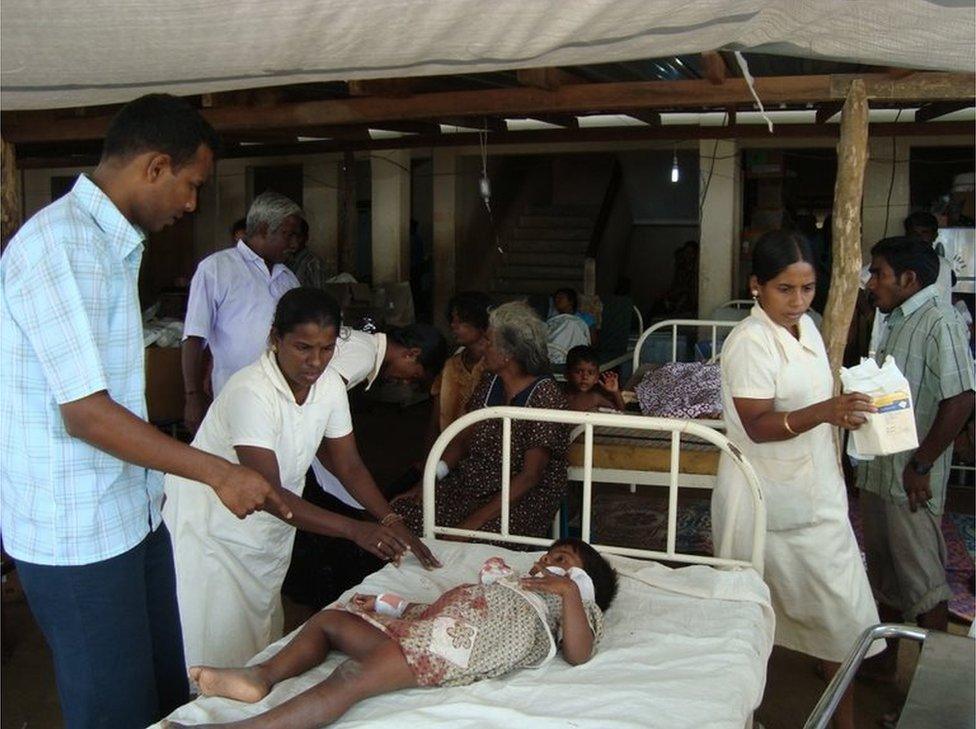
{"left": 901, "top": 463, "right": 932, "bottom": 512}
{"left": 208, "top": 462, "right": 293, "bottom": 519}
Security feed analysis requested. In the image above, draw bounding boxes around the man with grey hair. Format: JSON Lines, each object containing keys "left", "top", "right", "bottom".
{"left": 182, "top": 190, "right": 303, "bottom": 431}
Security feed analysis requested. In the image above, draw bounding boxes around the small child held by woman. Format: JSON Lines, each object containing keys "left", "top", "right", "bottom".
{"left": 563, "top": 345, "right": 625, "bottom": 412}
{"left": 168, "top": 538, "right": 618, "bottom": 729}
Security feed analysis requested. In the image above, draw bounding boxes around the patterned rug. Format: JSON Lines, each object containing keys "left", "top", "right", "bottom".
{"left": 588, "top": 491, "right": 975, "bottom": 623}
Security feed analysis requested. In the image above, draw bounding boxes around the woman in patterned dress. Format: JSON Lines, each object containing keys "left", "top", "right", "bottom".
{"left": 393, "top": 301, "right": 570, "bottom": 539}
{"left": 171, "top": 539, "right": 619, "bottom": 729}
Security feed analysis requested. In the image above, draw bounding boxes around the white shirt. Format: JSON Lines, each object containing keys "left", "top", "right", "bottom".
{"left": 314, "top": 329, "right": 388, "bottom": 509}
{"left": 713, "top": 304, "right": 881, "bottom": 661}
{"left": 329, "top": 330, "right": 387, "bottom": 390}
{"left": 191, "top": 349, "right": 353, "bottom": 491}
{"left": 163, "top": 350, "right": 353, "bottom": 668}
{"left": 184, "top": 241, "right": 300, "bottom": 395}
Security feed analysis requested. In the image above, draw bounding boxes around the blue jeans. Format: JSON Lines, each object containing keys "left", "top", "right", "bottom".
{"left": 16, "top": 524, "right": 189, "bottom": 729}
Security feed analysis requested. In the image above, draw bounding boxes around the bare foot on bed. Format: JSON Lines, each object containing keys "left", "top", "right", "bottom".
{"left": 189, "top": 665, "right": 270, "bottom": 703}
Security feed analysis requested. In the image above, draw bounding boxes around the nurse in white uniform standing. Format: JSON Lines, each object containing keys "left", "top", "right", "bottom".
{"left": 713, "top": 230, "right": 881, "bottom": 729}
{"left": 163, "top": 289, "right": 432, "bottom": 671}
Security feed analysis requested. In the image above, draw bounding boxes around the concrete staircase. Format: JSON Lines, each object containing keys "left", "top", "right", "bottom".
{"left": 488, "top": 205, "right": 597, "bottom": 298}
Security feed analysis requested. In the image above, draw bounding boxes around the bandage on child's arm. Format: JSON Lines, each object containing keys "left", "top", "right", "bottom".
{"left": 374, "top": 592, "right": 409, "bottom": 618}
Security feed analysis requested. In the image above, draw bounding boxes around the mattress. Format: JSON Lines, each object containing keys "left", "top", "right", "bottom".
{"left": 157, "top": 540, "right": 773, "bottom": 729}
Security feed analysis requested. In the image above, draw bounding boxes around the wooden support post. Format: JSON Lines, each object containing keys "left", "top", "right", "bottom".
{"left": 822, "top": 79, "right": 870, "bottom": 385}
{"left": 1, "top": 137, "right": 22, "bottom": 248}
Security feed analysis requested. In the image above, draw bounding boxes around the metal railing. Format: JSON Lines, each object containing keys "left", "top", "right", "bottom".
{"left": 804, "top": 624, "right": 928, "bottom": 729}
{"left": 631, "top": 318, "right": 740, "bottom": 372}
{"left": 423, "top": 406, "right": 767, "bottom": 575}
{"left": 719, "top": 299, "right": 755, "bottom": 310}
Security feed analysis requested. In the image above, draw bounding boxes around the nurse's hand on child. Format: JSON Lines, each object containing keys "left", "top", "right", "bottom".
{"left": 387, "top": 520, "right": 442, "bottom": 569}
{"left": 351, "top": 521, "right": 410, "bottom": 564}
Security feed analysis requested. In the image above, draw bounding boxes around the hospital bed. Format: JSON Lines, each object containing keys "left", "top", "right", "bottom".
{"left": 563, "top": 319, "right": 739, "bottom": 495}
{"left": 158, "top": 407, "right": 773, "bottom": 729}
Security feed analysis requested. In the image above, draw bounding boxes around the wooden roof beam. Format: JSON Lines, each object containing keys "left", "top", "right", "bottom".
{"left": 4, "top": 72, "right": 973, "bottom": 144}
{"left": 346, "top": 78, "right": 418, "bottom": 98}
{"left": 515, "top": 67, "right": 587, "bottom": 91}
{"left": 15, "top": 120, "right": 974, "bottom": 168}
{"left": 914, "top": 100, "right": 973, "bottom": 122}
{"left": 700, "top": 51, "right": 728, "bottom": 85}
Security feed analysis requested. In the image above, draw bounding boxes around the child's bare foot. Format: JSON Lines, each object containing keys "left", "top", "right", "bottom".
{"left": 189, "top": 665, "right": 270, "bottom": 703}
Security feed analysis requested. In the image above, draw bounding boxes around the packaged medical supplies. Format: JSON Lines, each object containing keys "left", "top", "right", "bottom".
{"left": 840, "top": 356, "right": 919, "bottom": 459}
{"left": 635, "top": 361, "right": 722, "bottom": 419}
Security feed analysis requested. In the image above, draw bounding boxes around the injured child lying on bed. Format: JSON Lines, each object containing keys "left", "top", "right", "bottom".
{"left": 166, "top": 538, "right": 618, "bottom": 729}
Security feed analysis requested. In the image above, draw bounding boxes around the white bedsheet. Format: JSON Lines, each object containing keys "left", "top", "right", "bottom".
{"left": 156, "top": 540, "right": 774, "bottom": 729}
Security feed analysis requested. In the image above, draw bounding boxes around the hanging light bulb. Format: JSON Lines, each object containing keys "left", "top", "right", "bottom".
{"left": 670, "top": 151, "right": 680, "bottom": 183}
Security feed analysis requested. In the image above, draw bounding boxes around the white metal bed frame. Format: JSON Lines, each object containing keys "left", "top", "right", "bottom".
{"left": 720, "top": 299, "right": 755, "bottom": 310}
{"left": 421, "top": 406, "right": 767, "bottom": 575}
{"left": 631, "top": 318, "right": 740, "bottom": 372}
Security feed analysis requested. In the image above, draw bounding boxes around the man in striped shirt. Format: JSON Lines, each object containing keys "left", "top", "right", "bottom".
{"left": 858, "top": 236, "right": 974, "bottom": 679}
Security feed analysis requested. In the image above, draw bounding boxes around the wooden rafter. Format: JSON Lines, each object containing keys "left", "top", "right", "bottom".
{"left": 346, "top": 78, "right": 418, "bottom": 97}
{"left": 914, "top": 100, "right": 973, "bottom": 122}
{"left": 515, "top": 67, "right": 587, "bottom": 91}
{"left": 3, "top": 72, "right": 972, "bottom": 145}
{"left": 15, "top": 120, "right": 974, "bottom": 168}
{"left": 700, "top": 51, "right": 728, "bottom": 85}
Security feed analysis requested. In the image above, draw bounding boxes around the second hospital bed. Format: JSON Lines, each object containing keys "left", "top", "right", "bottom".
{"left": 566, "top": 318, "right": 738, "bottom": 491}
{"left": 158, "top": 406, "right": 773, "bottom": 729}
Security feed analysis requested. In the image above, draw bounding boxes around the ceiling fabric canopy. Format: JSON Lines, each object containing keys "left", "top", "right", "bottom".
{"left": 2, "top": 0, "right": 973, "bottom": 111}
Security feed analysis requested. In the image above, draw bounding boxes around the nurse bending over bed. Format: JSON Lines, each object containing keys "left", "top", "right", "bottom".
{"left": 163, "top": 288, "right": 437, "bottom": 672}
{"left": 165, "top": 538, "right": 618, "bottom": 729}
{"left": 713, "top": 230, "right": 881, "bottom": 729}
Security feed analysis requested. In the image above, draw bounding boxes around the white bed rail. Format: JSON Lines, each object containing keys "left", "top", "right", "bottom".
{"left": 631, "top": 318, "right": 740, "bottom": 372}
{"left": 720, "top": 299, "right": 755, "bottom": 310}
{"left": 423, "top": 406, "right": 766, "bottom": 575}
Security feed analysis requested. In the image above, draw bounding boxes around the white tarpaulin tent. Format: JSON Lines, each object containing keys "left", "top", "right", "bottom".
{"left": 1, "top": 0, "right": 974, "bottom": 111}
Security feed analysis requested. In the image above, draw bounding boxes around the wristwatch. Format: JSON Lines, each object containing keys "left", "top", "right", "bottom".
{"left": 908, "top": 458, "right": 933, "bottom": 475}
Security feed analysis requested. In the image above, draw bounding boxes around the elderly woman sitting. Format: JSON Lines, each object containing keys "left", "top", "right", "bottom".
{"left": 393, "top": 301, "right": 569, "bottom": 538}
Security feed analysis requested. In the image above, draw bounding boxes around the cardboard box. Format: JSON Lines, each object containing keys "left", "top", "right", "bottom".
{"left": 145, "top": 346, "right": 185, "bottom": 423}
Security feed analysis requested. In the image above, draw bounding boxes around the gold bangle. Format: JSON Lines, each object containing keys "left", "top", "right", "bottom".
{"left": 380, "top": 512, "right": 403, "bottom": 527}
{"left": 783, "top": 411, "right": 798, "bottom": 436}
